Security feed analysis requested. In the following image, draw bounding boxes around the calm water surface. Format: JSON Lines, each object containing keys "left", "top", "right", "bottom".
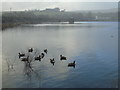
{"left": 2, "top": 22, "right": 118, "bottom": 88}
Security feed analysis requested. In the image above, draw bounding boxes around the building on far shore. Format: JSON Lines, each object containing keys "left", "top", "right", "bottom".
{"left": 42, "top": 8, "right": 60, "bottom": 12}
{"left": 25, "top": 8, "right": 66, "bottom": 13}
{"left": 61, "top": 9, "right": 65, "bottom": 12}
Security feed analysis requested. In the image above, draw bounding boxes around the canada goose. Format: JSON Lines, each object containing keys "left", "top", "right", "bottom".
{"left": 28, "top": 48, "right": 33, "bottom": 52}
{"left": 21, "top": 56, "right": 29, "bottom": 62}
{"left": 18, "top": 53, "right": 25, "bottom": 58}
{"left": 50, "top": 58, "right": 55, "bottom": 65}
{"left": 60, "top": 55, "right": 67, "bottom": 60}
{"left": 41, "top": 53, "right": 45, "bottom": 58}
{"left": 35, "top": 55, "right": 41, "bottom": 61}
{"left": 44, "top": 49, "right": 48, "bottom": 54}
{"left": 68, "top": 61, "right": 75, "bottom": 68}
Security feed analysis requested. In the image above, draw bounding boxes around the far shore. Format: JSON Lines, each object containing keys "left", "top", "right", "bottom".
{"left": 2, "top": 20, "right": 118, "bottom": 30}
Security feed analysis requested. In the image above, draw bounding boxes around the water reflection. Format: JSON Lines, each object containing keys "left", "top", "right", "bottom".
{"left": 2, "top": 22, "right": 118, "bottom": 88}
{"left": 23, "top": 61, "right": 41, "bottom": 88}
{"left": 0, "top": 31, "right": 2, "bottom": 89}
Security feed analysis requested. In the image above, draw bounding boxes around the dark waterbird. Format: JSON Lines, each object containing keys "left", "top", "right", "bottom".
{"left": 44, "top": 49, "right": 48, "bottom": 54}
{"left": 34, "top": 55, "right": 41, "bottom": 61}
{"left": 21, "top": 56, "right": 29, "bottom": 62}
{"left": 68, "top": 61, "right": 75, "bottom": 68}
{"left": 18, "top": 53, "right": 25, "bottom": 58}
{"left": 28, "top": 48, "right": 33, "bottom": 52}
{"left": 50, "top": 58, "right": 55, "bottom": 66}
{"left": 60, "top": 55, "right": 67, "bottom": 60}
{"left": 41, "top": 53, "right": 45, "bottom": 58}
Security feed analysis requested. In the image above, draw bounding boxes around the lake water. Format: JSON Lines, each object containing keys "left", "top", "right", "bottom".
{"left": 2, "top": 22, "right": 118, "bottom": 88}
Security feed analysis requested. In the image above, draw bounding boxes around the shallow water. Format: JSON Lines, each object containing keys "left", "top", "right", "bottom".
{"left": 0, "top": 31, "right": 2, "bottom": 89}
{"left": 2, "top": 22, "right": 118, "bottom": 88}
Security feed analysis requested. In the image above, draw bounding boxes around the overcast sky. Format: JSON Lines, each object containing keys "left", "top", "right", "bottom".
{"left": 1, "top": 1, "right": 118, "bottom": 11}
{"left": 1, "top": 0, "right": 119, "bottom": 2}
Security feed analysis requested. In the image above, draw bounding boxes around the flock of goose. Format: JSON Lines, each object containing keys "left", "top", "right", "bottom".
{"left": 18, "top": 48, "right": 76, "bottom": 68}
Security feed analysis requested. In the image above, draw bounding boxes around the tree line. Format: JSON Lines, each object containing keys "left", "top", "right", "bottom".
{"left": 2, "top": 10, "right": 118, "bottom": 30}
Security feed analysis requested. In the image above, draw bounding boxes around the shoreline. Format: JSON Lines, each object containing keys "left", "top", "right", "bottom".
{"left": 2, "top": 20, "right": 118, "bottom": 30}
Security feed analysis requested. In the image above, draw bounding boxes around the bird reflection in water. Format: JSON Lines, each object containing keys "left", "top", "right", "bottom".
{"left": 5, "top": 57, "right": 16, "bottom": 72}
{"left": 23, "top": 61, "right": 42, "bottom": 88}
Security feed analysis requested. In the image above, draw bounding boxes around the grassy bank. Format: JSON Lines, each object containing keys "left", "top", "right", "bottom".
{"left": 2, "top": 23, "right": 21, "bottom": 30}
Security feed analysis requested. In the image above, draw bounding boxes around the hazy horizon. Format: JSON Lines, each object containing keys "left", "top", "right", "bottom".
{"left": 2, "top": 2, "right": 118, "bottom": 11}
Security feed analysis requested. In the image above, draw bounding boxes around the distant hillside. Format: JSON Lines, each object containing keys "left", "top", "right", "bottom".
{"left": 72, "top": 8, "right": 118, "bottom": 13}
{"left": 2, "top": 9, "right": 118, "bottom": 30}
